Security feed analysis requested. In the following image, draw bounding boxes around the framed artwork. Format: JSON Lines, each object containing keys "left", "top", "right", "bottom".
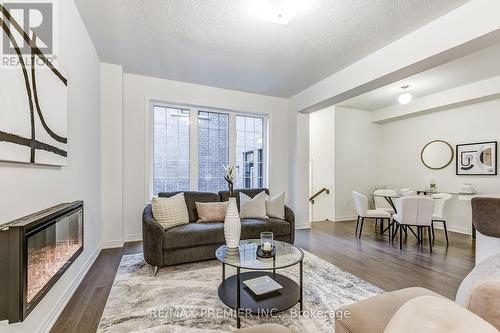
{"left": 456, "top": 141, "right": 497, "bottom": 176}
{"left": 0, "top": 3, "right": 68, "bottom": 166}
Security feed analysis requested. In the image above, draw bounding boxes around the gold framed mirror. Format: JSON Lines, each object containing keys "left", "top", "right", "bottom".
{"left": 421, "top": 140, "right": 454, "bottom": 170}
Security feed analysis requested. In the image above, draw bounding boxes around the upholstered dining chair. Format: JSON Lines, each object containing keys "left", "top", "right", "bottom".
{"left": 392, "top": 196, "right": 436, "bottom": 252}
{"left": 431, "top": 193, "right": 452, "bottom": 246}
{"left": 352, "top": 191, "right": 392, "bottom": 239}
{"left": 373, "top": 189, "right": 397, "bottom": 214}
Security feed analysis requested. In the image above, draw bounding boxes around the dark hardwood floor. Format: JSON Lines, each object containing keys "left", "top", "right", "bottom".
{"left": 50, "top": 220, "right": 474, "bottom": 333}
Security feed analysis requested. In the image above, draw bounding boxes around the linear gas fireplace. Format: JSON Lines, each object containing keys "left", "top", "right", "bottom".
{"left": 0, "top": 201, "right": 83, "bottom": 323}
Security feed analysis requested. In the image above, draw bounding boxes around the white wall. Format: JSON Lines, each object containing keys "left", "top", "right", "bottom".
{"left": 309, "top": 107, "right": 335, "bottom": 221}
{"left": 121, "top": 74, "right": 290, "bottom": 240}
{"left": 334, "top": 106, "right": 379, "bottom": 220}
{"left": 376, "top": 98, "right": 500, "bottom": 235}
{"left": 100, "top": 63, "right": 124, "bottom": 248}
{"left": 288, "top": 112, "right": 310, "bottom": 228}
{"left": 0, "top": 0, "right": 101, "bottom": 332}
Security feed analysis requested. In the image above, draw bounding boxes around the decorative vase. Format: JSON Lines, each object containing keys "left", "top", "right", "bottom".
{"left": 224, "top": 197, "right": 241, "bottom": 249}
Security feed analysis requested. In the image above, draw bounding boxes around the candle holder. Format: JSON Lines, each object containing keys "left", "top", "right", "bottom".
{"left": 257, "top": 232, "right": 275, "bottom": 258}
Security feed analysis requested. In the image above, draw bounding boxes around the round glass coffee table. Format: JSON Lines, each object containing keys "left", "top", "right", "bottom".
{"left": 215, "top": 239, "right": 304, "bottom": 328}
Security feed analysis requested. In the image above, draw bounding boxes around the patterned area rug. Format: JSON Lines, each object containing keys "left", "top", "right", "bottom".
{"left": 98, "top": 252, "right": 382, "bottom": 332}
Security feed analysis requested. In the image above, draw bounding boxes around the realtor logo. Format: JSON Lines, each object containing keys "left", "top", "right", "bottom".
{"left": 1, "top": 1, "right": 54, "bottom": 55}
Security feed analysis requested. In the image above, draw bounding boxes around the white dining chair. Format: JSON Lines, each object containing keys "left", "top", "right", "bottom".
{"left": 431, "top": 193, "right": 452, "bottom": 246}
{"left": 373, "top": 189, "right": 397, "bottom": 214}
{"left": 352, "top": 191, "right": 392, "bottom": 239}
{"left": 392, "top": 196, "right": 436, "bottom": 252}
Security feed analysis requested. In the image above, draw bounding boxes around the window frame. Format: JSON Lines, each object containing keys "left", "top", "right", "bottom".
{"left": 146, "top": 100, "right": 268, "bottom": 203}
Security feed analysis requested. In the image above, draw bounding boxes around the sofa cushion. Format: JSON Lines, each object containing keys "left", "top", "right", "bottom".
{"left": 163, "top": 218, "right": 291, "bottom": 250}
{"left": 159, "top": 191, "right": 220, "bottom": 222}
{"left": 151, "top": 194, "right": 189, "bottom": 229}
{"left": 384, "top": 296, "right": 498, "bottom": 333}
{"left": 240, "top": 191, "right": 268, "bottom": 219}
{"left": 241, "top": 218, "right": 291, "bottom": 239}
{"left": 467, "top": 280, "right": 500, "bottom": 330}
{"left": 335, "top": 287, "right": 442, "bottom": 333}
{"left": 219, "top": 188, "right": 270, "bottom": 211}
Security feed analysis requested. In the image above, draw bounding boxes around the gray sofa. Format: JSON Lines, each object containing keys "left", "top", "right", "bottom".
{"left": 142, "top": 188, "right": 295, "bottom": 268}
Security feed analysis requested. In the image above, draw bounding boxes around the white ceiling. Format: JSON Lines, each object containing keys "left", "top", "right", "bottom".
{"left": 75, "top": 0, "right": 469, "bottom": 97}
{"left": 339, "top": 42, "right": 500, "bottom": 111}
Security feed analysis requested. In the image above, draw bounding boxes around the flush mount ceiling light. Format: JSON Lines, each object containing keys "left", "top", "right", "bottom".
{"left": 398, "top": 85, "right": 412, "bottom": 105}
{"left": 247, "top": 0, "right": 304, "bottom": 25}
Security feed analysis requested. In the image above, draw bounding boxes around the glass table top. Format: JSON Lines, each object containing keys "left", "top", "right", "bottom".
{"left": 215, "top": 239, "right": 304, "bottom": 270}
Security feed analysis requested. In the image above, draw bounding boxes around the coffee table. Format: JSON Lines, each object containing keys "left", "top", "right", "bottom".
{"left": 215, "top": 239, "right": 304, "bottom": 328}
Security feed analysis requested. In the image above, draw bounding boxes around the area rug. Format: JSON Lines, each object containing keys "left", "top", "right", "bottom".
{"left": 98, "top": 252, "right": 382, "bottom": 332}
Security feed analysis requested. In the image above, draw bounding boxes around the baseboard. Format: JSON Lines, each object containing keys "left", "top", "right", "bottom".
{"left": 433, "top": 223, "right": 472, "bottom": 236}
{"left": 334, "top": 215, "right": 357, "bottom": 222}
{"left": 39, "top": 245, "right": 101, "bottom": 333}
{"left": 101, "top": 239, "right": 125, "bottom": 249}
{"left": 295, "top": 223, "right": 311, "bottom": 230}
{"left": 125, "top": 233, "right": 142, "bottom": 242}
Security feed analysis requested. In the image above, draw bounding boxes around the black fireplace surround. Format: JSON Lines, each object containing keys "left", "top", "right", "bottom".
{"left": 0, "top": 201, "right": 83, "bottom": 323}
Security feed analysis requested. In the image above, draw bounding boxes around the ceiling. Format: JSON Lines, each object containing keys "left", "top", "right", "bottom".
{"left": 339, "top": 42, "right": 500, "bottom": 111}
{"left": 75, "top": 0, "right": 469, "bottom": 98}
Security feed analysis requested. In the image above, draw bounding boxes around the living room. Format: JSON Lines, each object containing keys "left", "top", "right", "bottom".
{"left": 1, "top": 1, "right": 500, "bottom": 333}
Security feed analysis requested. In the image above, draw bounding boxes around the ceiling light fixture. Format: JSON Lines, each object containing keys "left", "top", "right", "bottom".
{"left": 398, "top": 85, "right": 412, "bottom": 105}
{"left": 247, "top": 0, "right": 302, "bottom": 25}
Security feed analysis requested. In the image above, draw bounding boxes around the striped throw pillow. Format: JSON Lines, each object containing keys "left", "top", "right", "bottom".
{"left": 151, "top": 193, "right": 189, "bottom": 229}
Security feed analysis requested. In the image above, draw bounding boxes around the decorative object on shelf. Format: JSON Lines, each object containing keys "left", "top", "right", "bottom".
{"left": 421, "top": 140, "right": 454, "bottom": 170}
{"left": 224, "top": 197, "right": 241, "bottom": 249}
{"left": 260, "top": 232, "right": 274, "bottom": 253}
{"left": 0, "top": 4, "right": 68, "bottom": 166}
{"left": 456, "top": 141, "right": 497, "bottom": 175}
{"left": 223, "top": 164, "right": 235, "bottom": 197}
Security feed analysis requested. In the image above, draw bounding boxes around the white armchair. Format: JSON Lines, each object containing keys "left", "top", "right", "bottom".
{"left": 392, "top": 196, "right": 436, "bottom": 252}
{"left": 352, "top": 191, "right": 392, "bottom": 239}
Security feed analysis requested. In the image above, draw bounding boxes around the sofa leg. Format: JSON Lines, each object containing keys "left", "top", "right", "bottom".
{"left": 153, "top": 266, "right": 159, "bottom": 277}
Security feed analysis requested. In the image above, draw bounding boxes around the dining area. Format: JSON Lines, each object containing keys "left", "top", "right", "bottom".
{"left": 352, "top": 189, "right": 454, "bottom": 253}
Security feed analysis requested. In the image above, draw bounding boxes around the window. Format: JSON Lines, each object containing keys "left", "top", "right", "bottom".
{"left": 152, "top": 106, "right": 190, "bottom": 195}
{"left": 198, "top": 111, "right": 229, "bottom": 192}
{"left": 235, "top": 115, "right": 264, "bottom": 189}
{"left": 150, "top": 103, "right": 266, "bottom": 198}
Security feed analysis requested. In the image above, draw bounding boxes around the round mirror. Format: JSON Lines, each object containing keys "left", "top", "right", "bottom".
{"left": 421, "top": 140, "right": 454, "bottom": 170}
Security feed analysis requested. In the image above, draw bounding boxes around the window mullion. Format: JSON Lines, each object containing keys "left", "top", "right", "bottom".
{"left": 229, "top": 112, "right": 236, "bottom": 177}
{"left": 190, "top": 108, "right": 199, "bottom": 191}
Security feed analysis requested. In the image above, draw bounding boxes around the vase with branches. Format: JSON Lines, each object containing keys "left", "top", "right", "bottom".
{"left": 223, "top": 164, "right": 235, "bottom": 197}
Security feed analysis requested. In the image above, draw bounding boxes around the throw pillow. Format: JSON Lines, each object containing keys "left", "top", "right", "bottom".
{"left": 151, "top": 193, "right": 189, "bottom": 229}
{"left": 239, "top": 191, "right": 268, "bottom": 219}
{"left": 195, "top": 202, "right": 228, "bottom": 222}
{"left": 265, "top": 192, "right": 285, "bottom": 219}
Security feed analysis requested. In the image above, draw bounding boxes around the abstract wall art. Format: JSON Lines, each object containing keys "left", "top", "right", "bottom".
{"left": 456, "top": 141, "right": 497, "bottom": 176}
{"left": 0, "top": 3, "right": 68, "bottom": 166}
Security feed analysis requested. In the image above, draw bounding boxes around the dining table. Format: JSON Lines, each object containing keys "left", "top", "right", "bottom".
{"left": 370, "top": 191, "right": 478, "bottom": 239}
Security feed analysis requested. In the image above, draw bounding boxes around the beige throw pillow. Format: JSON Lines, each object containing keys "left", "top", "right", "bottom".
{"left": 265, "top": 192, "right": 285, "bottom": 219}
{"left": 240, "top": 191, "right": 268, "bottom": 219}
{"left": 151, "top": 193, "right": 189, "bottom": 229}
{"left": 195, "top": 202, "right": 228, "bottom": 222}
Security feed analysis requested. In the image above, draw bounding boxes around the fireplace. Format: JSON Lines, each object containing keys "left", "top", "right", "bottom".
{"left": 0, "top": 201, "right": 83, "bottom": 323}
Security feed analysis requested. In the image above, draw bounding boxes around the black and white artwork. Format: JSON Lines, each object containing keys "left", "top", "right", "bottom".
{"left": 0, "top": 4, "right": 68, "bottom": 166}
{"left": 456, "top": 141, "right": 497, "bottom": 176}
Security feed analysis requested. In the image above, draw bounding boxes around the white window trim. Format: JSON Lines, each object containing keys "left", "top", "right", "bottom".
{"left": 144, "top": 98, "right": 268, "bottom": 204}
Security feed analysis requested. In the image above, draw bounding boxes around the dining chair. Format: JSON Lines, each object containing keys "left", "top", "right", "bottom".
{"left": 352, "top": 191, "right": 392, "bottom": 239}
{"left": 392, "top": 196, "right": 436, "bottom": 252}
{"left": 431, "top": 193, "right": 452, "bottom": 246}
